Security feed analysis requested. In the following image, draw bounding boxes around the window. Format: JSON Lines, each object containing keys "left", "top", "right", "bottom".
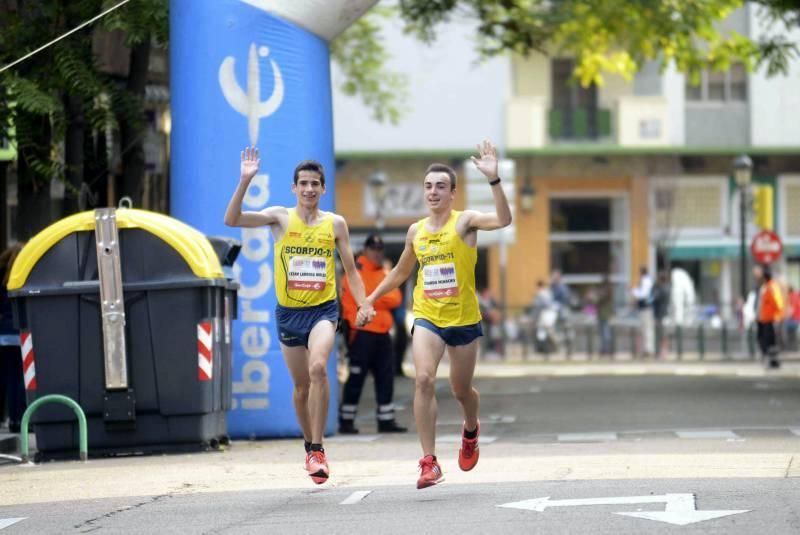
{"left": 550, "top": 59, "right": 608, "bottom": 140}
{"left": 684, "top": 63, "right": 748, "bottom": 102}
{"left": 549, "top": 196, "right": 629, "bottom": 305}
{"left": 707, "top": 70, "right": 726, "bottom": 101}
{"left": 730, "top": 63, "right": 747, "bottom": 100}
{"left": 785, "top": 182, "right": 800, "bottom": 236}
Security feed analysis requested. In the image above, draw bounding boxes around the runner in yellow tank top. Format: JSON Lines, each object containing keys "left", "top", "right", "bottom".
{"left": 225, "top": 147, "right": 374, "bottom": 485}
{"left": 360, "top": 140, "right": 512, "bottom": 489}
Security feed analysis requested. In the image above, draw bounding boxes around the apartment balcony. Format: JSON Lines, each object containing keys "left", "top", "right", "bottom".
{"left": 506, "top": 95, "right": 670, "bottom": 150}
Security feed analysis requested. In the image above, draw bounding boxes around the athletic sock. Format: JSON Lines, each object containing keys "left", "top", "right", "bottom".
{"left": 304, "top": 440, "right": 312, "bottom": 453}
{"left": 310, "top": 443, "right": 324, "bottom": 453}
{"left": 463, "top": 427, "right": 478, "bottom": 439}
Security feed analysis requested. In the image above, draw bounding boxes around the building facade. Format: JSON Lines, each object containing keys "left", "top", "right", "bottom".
{"left": 332, "top": 5, "right": 800, "bottom": 318}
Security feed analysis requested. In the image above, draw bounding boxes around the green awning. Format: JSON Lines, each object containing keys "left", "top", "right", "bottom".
{"left": 669, "top": 243, "right": 800, "bottom": 260}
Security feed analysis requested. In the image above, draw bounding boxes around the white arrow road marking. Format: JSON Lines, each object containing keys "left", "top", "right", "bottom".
{"left": 0, "top": 518, "right": 25, "bottom": 530}
{"left": 340, "top": 491, "right": 372, "bottom": 505}
{"left": 498, "top": 493, "right": 749, "bottom": 526}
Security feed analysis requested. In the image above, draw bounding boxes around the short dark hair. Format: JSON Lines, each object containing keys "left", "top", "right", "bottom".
{"left": 293, "top": 160, "right": 325, "bottom": 186}
{"left": 424, "top": 163, "right": 456, "bottom": 190}
{"left": 364, "top": 233, "right": 384, "bottom": 250}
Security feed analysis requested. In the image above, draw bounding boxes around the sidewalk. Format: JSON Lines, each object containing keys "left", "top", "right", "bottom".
{"left": 2, "top": 357, "right": 798, "bottom": 459}
{"left": 1, "top": 357, "right": 799, "bottom": 507}
{"left": 431, "top": 353, "right": 800, "bottom": 379}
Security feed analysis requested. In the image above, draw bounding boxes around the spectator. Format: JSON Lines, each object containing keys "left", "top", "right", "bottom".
{"left": 651, "top": 271, "right": 671, "bottom": 358}
{"left": 477, "top": 287, "right": 502, "bottom": 359}
{"left": 339, "top": 234, "right": 407, "bottom": 434}
{"left": 550, "top": 269, "right": 571, "bottom": 308}
{"left": 756, "top": 264, "right": 784, "bottom": 369}
{"left": 384, "top": 258, "right": 409, "bottom": 377}
{"left": 595, "top": 275, "right": 614, "bottom": 356}
{"left": 631, "top": 266, "right": 655, "bottom": 357}
{"left": 0, "top": 243, "right": 26, "bottom": 433}
{"left": 784, "top": 286, "right": 800, "bottom": 350}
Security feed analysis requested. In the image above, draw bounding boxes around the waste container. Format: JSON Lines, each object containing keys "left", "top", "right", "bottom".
{"left": 7, "top": 208, "right": 239, "bottom": 458}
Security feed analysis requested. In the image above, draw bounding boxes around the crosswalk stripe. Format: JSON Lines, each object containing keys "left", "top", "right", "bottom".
{"left": 675, "top": 430, "right": 739, "bottom": 439}
{"left": 558, "top": 433, "right": 618, "bottom": 442}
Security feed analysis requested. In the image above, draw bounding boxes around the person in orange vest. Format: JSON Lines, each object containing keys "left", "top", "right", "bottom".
{"left": 756, "top": 264, "right": 785, "bottom": 369}
{"left": 339, "top": 234, "right": 408, "bottom": 434}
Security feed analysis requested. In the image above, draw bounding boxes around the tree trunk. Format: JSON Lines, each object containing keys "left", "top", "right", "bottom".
{"left": 0, "top": 161, "right": 7, "bottom": 251}
{"left": 63, "top": 92, "right": 85, "bottom": 215}
{"left": 15, "top": 112, "right": 53, "bottom": 241}
{"left": 117, "top": 38, "right": 151, "bottom": 207}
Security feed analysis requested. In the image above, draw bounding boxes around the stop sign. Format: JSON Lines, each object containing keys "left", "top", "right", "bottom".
{"left": 751, "top": 230, "right": 783, "bottom": 264}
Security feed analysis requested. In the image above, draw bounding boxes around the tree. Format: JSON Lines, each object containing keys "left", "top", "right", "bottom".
{"left": 394, "top": 0, "right": 798, "bottom": 86}
{"left": 0, "top": 0, "right": 166, "bottom": 240}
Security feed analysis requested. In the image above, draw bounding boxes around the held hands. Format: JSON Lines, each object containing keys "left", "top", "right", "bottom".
{"left": 240, "top": 146, "right": 260, "bottom": 183}
{"left": 470, "top": 140, "right": 499, "bottom": 182}
{"left": 356, "top": 302, "right": 376, "bottom": 327}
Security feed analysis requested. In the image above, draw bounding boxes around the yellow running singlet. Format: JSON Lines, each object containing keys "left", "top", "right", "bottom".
{"left": 274, "top": 208, "right": 337, "bottom": 307}
{"left": 412, "top": 211, "right": 482, "bottom": 327}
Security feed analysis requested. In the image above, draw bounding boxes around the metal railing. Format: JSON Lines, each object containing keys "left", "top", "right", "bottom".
{"left": 485, "top": 311, "right": 799, "bottom": 362}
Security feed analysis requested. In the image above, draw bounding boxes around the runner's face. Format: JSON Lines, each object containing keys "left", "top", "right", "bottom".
{"left": 423, "top": 172, "right": 454, "bottom": 212}
{"left": 293, "top": 171, "right": 324, "bottom": 208}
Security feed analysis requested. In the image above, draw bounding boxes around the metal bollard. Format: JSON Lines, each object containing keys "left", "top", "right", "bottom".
{"left": 698, "top": 323, "right": 705, "bottom": 360}
{"left": 20, "top": 394, "right": 88, "bottom": 462}
{"left": 721, "top": 321, "right": 729, "bottom": 360}
{"left": 586, "top": 325, "right": 594, "bottom": 358}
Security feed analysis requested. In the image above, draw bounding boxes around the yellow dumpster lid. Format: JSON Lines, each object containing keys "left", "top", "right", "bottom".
{"left": 7, "top": 209, "right": 224, "bottom": 290}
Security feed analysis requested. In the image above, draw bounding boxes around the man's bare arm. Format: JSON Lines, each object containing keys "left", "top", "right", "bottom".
{"left": 334, "top": 215, "right": 368, "bottom": 308}
{"left": 224, "top": 146, "right": 287, "bottom": 228}
{"left": 364, "top": 225, "right": 418, "bottom": 307}
{"left": 462, "top": 140, "right": 512, "bottom": 231}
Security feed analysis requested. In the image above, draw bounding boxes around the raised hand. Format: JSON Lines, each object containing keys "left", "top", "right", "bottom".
{"left": 240, "top": 146, "right": 260, "bottom": 183}
{"left": 470, "top": 140, "right": 499, "bottom": 181}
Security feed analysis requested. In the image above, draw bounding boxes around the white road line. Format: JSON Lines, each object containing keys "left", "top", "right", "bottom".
{"left": 436, "top": 434, "right": 498, "bottom": 444}
{"left": 737, "top": 369, "right": 766, "bottom": 377}
{"left": 340, "top": 490, "right": 372, "bottom": 505}
{"left": 676, "top": 430, "right": 739, "bottom": 440}
{"left": 558, "top": 432, "right": 618, "bottom": 442}
{"left": 0, "top": 518, "right": 25, "bottom": 530}
{"left": 327, "top": 435, "right": 381, "bottom": 443}
{"left": 675, "top": 367, "right": 707, "bottom": 376}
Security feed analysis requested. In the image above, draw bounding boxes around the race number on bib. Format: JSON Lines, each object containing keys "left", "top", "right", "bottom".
{"left": 422, "top": 263, "right": 459, "bottom": 298}
{"left": 288, "top": 256, "right": 328, "bottom": 291}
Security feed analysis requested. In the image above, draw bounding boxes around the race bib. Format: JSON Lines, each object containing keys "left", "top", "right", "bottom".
{"left": 288, "top": 256, "right": 328, "bottom": 291}
{"left": 422, "top": 263, "right": 459, "bottom": 298}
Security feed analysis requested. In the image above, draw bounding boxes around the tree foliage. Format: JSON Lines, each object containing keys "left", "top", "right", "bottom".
{"left": 394, "top": 0, "right": 799, "bottom": 87}
{"left": 331, "top": 6, "right": 408, "bottom": 125}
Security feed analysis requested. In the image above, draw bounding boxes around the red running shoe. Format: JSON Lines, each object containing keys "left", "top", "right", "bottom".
{"left": 306, "top": 450, "right": 330, "bottom": 484}
{"left": 417, "top": 455, "right": 445, "bottom": 489}
{"left": 458, "top": 421, "right": 480, "bottom": 471}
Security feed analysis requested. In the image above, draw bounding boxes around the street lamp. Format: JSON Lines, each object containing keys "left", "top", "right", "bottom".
{"left": 520, "top": 179, "right": 536, "bottom": 213}
{"left": 733, "top": 154, "right": 753, "bottom": 300}
{"left": 368, "top": 170, "right": 388, "bottom": 230}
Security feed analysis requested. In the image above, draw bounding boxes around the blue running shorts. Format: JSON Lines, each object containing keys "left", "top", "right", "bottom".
{"left": 275, "top": 300, "right": 339, "bottom": 348}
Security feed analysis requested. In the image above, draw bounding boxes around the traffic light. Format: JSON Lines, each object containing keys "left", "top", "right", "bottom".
{"left": 752, "top": 184, "right": 774, "bottom": 230}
